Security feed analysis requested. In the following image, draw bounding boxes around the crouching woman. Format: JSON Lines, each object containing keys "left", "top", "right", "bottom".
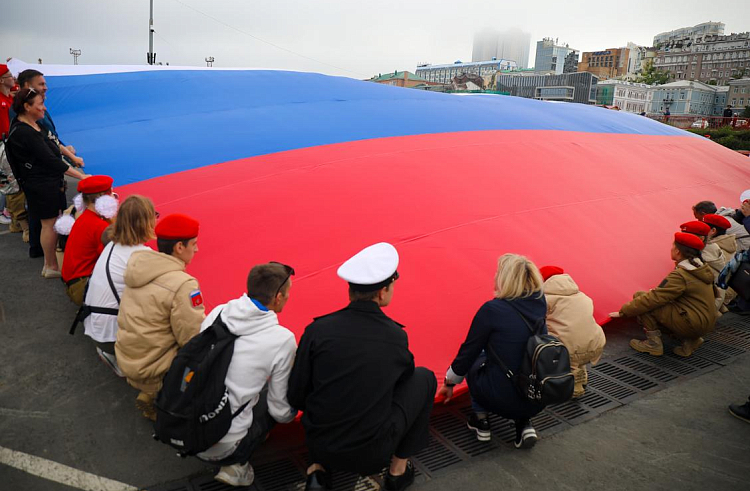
{"left": 438, "top": 254, "right": 546, "bottom": 449}
{"left": 611, "top": 232, "right": 716, "bottom": 357}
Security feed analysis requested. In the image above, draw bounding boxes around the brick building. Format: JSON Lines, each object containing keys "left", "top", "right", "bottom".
{"left": 578, "top": 48, "right": 630, "bottom": 79}
{"left": 370, "top": 71, "right": 431, "bottom": 88}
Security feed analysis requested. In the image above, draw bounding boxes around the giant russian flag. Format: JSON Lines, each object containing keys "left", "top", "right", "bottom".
{"left": 12, "top": 60, "right": 749, "bottom": 382}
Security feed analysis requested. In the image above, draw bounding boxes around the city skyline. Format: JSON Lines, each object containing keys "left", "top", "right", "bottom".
{"left": 1, "top": 0, "right": 749, "bottom": 78}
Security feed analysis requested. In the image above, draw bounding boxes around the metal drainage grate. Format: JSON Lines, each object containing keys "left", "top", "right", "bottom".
{"left": 530, "top": 411, "right": 567, "bottom": 435}
{"left": 718, "top": 325, "right": 750, "bottom": 340}
{"left": 707, "top": 331, "right": 750, "bottom": 351}
{"left": 412, "top": 434, "right": 462, "bottom": 474}
{"left": 613, "top": 356, "right": 678, "bottom": 383}
{"left": 547, "top": 399, "right": 590, "bottom": 422}
{"left": 254, "top": 458, "right": 305, "bottom": 491}
{"left": 593, "top": 362, "right": 659, "bottom": 392}
{"left": 630, "top": 351, "right": 699, "bottom": 376}
{"left": 586, "top": 371, "right": 638, "bottom": 402}
{"left": 693, "top": 340, "right": 746, "bottom": 365}
{"left": 430, "top": 410, "right": 499, "bottom": 457}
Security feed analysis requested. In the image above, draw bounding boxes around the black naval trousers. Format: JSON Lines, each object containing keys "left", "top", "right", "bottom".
{"left": 389, "top": 367, "right": 437, "bottom": 459}
{"left": 313, "top": 367, "right": 437, "bottom": 475}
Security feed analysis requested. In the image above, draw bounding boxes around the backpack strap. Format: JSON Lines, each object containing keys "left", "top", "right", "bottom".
{"left": 68, "top": 246, "right": 121, "bottom": 335}
{"left": 504, "top": 300, "right": 543, "bottom": 335}
{"left": 105, "top": 244, "right": 120, "bottom": 304}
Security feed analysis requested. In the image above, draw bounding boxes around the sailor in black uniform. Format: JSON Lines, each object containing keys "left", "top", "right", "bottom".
{"left": 288, "top": 242, "right": 436, "bottom": 491}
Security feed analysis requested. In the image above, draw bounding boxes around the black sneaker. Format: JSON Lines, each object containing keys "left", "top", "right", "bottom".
{"left": 384, "top": 460, "right": 415, "bottom": 491}
{"left": 729, "top": 400, "right": 750, "bottom": 423}
{"left": 304, "top": 469, "right": 332, "bottom": 490}
{"left": 514, "top": 422, "right": 538, "bottom": 449}
{"left": 467, "top": 414, "right": 491, "bottom": 441}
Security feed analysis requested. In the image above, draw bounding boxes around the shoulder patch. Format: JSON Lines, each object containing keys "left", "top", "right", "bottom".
{"left": 189, "top": 289, "right": 203, "bottom": 308}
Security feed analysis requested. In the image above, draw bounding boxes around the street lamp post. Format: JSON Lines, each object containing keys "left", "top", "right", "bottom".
{"left": 70, "top": 48, "right": 81, "bottom": 65}
{"left": 147, "top": 0, "right": 156, "bottom": 65}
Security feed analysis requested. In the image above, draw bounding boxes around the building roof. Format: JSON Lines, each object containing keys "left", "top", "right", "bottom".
{"left": 416, "top": 59, "right": 517, "bottom": 70}
{"left": 371, "top": 71, "right": 427, "bottom": 82}
{"left": 656, "top": 80, "right": 717, "bottom": 91}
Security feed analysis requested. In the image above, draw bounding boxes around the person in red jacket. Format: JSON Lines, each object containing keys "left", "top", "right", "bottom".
{"left": 61, "top": 175, "right": 117, "bottom": 304}
{"left": 0, "top": 64, "right": 13, "bottom": 138}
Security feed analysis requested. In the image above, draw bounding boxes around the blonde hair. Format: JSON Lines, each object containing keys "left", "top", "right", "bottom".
{"left": 494, "top": 253, "right": 544, "bottom": 300}
{"left": 112, "top": 195, "right": 156, "bottom": 246}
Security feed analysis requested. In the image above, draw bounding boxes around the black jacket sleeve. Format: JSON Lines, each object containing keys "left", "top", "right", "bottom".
{"left": 287, "top": 327, "right": 313, "bottom": 411}
{"left": 449, "top": 303, "right": 493, "bottom": 377}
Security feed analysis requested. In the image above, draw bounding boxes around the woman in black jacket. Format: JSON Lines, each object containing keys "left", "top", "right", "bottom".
{"left": 438, "top": 253, "right": 547, "bottom": 449}
{"left": 5, "top": 88, "right": 86, "bottom": 278}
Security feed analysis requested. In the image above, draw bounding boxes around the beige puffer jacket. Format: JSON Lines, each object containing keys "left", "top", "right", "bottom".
{"left": 702, "top": 242, "right": 726, "bottom": 279}
{"left": 115, "top": 249, "right": 205, "bottom": 393}
{"left": 544, "top": 274, "right": 606, "bottom": 364}
{"left": 710, "top": 234, "right": 737, "bottom": 263}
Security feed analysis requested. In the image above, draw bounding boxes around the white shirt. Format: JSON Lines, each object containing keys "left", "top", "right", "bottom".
{"left": 83, "top": 242, "right": 150, "bottom": 343}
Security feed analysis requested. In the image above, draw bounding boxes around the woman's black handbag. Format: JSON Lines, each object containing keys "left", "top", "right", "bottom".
{"left": 729, "top": 261, "right": 750, "bottom": 301}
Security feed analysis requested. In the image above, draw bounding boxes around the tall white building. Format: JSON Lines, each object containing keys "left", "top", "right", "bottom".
{"left": 472, "top": 28, "right": 531, "bottom": 69}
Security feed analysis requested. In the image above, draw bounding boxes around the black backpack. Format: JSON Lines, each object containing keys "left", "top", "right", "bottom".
{"left": 487, "top": 301, "right": 574, "bottom": 406}
{"left": 153, "top": 312, "right": 249, "bottom": 456}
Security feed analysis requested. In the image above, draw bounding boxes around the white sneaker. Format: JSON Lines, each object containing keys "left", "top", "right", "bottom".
{"left": 514, "top": 423, "right": 538, "bottom": 449}
{"left": 0, "top": 215, "right": 10, "bottom": 225}
{"left": 96, "top": 347, "right": 125, "bottom": 378}
{"left": 215, "top": 462, "right": 254, "bottom": 487}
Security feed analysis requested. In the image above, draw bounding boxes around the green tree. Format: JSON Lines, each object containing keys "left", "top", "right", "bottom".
{"left": 637, "top": 61, "right": 670, "bottom": 85}
{"left": 743, "top": 106, "right": 750, "bottom": 118}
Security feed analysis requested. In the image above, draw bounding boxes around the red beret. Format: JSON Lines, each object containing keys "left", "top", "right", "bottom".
{"left": 674, "top": 232, "right": 705, "bottom": 251}
{"left": 680, "top": 220, "right": 710, "bottom": 236}
{"left": 77, "top": 175, "right": 113, "bottom": 194}
{"left": 155, "top": 213, "right": 200, "bottom": 240}
{"left": 540, "top": 266, "right": 564, "bottom": 281}
{"left": 0, "top": 64, "right": 8, "bottom": 76}
{"left": 703, "top": 214, "right": 731, "bottom": 230}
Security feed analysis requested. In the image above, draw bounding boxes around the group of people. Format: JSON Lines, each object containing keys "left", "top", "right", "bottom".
{"left": 2, "top": 63, "right": 750, "bottom": 490}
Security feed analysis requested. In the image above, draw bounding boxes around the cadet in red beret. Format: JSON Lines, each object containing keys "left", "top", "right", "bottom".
{"left": 539, "top": 265, "right": 564, "bottom": 281}
{"left": 610, "top": 232, "right": 716, "bottom": 358}
{"left": 60, "top": 175, "right": 117, "bottom": 302}
{"left": 703, "top": 214, "right": 738, "bottom": 313}
{"left": 540, "top": 265, "right": 605, "bottom": 398}
{"left": 680, "top": 220, "right": 710, "bottom": 238}
{"left": 115, "top": 212, "right": 204, "bottom": 421}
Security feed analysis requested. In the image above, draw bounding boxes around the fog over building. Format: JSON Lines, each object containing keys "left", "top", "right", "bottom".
{"left": 472, "top": 28, "right": 531, "bottom": 69}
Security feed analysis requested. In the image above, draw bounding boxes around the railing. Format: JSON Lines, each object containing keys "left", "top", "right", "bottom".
{"left": 646, "top": 115, "right": 750, "bottom": 130}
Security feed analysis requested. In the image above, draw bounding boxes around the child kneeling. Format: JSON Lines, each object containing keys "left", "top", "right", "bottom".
{"left": 611, "top": 232, "right": 716, "bottom": 357}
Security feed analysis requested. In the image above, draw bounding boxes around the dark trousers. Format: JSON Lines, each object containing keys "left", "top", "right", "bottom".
{"left": 27, "top": 209, "right": 42, "bottom": 257}
{"left": 390, "top": 367, "right": 437, "bottom": 459}
{"left": 202, "top": 390, "right": 276, "bottom": 467}
{"left": 312, "top": 367, "right": 436, "bottom": 475}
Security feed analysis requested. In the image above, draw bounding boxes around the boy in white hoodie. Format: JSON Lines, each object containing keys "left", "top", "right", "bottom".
{"left": 197, "top": 262, "right": 298, "bottom": 487}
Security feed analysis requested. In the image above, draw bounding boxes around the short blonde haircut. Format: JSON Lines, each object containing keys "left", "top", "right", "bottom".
{"left": 112, "top": 195, "right": 156, "bottom": 246}
{"left": 494, "top": 253, "right": 544, "bottom": 300}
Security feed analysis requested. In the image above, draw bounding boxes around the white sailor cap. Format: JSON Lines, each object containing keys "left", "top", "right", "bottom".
{"left": 337, "top": 242, "right": 400, "bottom": 292}
{"left": 741, "top": 189, "right": 750, "bottom": 204}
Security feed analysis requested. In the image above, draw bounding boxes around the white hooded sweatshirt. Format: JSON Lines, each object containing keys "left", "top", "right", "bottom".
{"left": 197, "top": 294, "right": 297, "bottom": 460}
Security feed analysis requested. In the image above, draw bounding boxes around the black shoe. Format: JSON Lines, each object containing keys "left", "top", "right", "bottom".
{"left": 729, "top": 400, "right": 750, "bottom": 423}
{"left": 467, "top": 414, "right": 491, "bottom": 442}
{"left": 514, "top": 422, "right": 538, "bottom": 449}
{"left": 727, "top": 303, "right": 750, "bottom": 315}
{"left": 304, "top": 469, "right": 332, "bottom": 490}
{"left": 384, "top": 461, "right": 415, "bottom": 491}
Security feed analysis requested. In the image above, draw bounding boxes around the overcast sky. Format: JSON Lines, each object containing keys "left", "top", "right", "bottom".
{"left": 2, "top": 0, "right": 748, "bottom": 78}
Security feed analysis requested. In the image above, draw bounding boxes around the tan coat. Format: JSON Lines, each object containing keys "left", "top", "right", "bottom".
{"left": 115, "top": 249, "right": 205, "bottom": 393}
{"left": 710, "top": 234, "right": 737, "bottom": 263}
{"left": 620, "top": 260, "right": 716, "bottom": 338}
{"left": 544, "top": 274, "right": 606, "bottom": 366}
